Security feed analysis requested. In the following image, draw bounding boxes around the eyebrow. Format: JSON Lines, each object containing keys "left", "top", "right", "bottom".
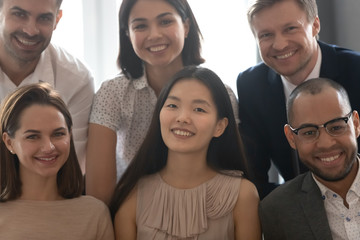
{"left": 23, "top": 127, "right": 67, "bottom": 134}
{"left": 10, "top": 6, "right": 54, "bottom": 18}
{"left": 166, "top": 95, "right": 212, "bottom": 107}
{"left": 130, "top": 12, "right": 173, "bottom": 24}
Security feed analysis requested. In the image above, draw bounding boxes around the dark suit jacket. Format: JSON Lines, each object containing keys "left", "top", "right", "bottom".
{"left": 259, "top": 172, "right": 333, "bottom": 240}
{"left": 237, "top": 41, "right": 360, "bottom": 198}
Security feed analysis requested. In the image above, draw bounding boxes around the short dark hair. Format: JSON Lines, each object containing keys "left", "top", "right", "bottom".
{"left": 109, "top": 66, "right": 249, "bottom": 218}
{"left": 117, "top": 0, "right": 204, "bottom": 79}
{"left": 286, "top": 77, "right": 351, "bottom": 124}
{"left": 0, "top": 0, "right": 63, "bottom": 8}
{"left": 247, "top": 0, "right": 318, "bottom": 27}
{"left": 0, "top": 83, "right": 83, "bottom": 201}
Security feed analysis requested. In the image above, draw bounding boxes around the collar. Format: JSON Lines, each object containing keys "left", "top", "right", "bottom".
{"left": 281, "top": 43, "right": 322, "bottom": 99}
{"left": 17, "top": 46, "right": 55, "bottom": 88}
{"left": 132, "top": 73, "right": 149, "bottom": 90}
{"left": 312, "top": 157, "right": 360, "bottom": 200}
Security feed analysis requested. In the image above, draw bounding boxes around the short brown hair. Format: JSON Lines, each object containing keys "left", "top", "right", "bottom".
{"left": 0, "top": 83, "right": 83, "bottom": 201}
{"left": 0, "top": 0, "right": 62, "bottom": 9}
{"left": 247, "top": 0, "right": 318, "bottom": 25}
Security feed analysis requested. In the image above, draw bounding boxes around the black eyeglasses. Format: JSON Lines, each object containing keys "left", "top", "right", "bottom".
{"left": 287, "top": 111, "right": 353, "bottom": 143}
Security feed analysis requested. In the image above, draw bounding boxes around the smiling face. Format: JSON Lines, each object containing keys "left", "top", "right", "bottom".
{"left": 284, "top": 87, "right": 360, "bottom": 184}
{"left": 127, "top": 0, "right": 189, "bottom": 71}
{"left": 3, "top": 104, "right": 70, "bottom": 182}
{"left": 159, "top": 78, "right": 228, "bottom": 157}
{"left": 251, "top": 0, "right": 320, "bottom": 84}
{"left": 0, "top": 0, "right": 61, "bottom": 64}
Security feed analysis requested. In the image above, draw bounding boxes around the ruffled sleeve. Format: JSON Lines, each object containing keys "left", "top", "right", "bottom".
{"left": 136, "top": 172, "right": 242, "bottom": 239}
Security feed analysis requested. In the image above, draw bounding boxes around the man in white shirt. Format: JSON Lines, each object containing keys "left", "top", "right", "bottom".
{"left": 0, "top": 0, "right": 94, "bottom": 173}
{"left": 260, "top": 77, "right": 360, "bottom": 240}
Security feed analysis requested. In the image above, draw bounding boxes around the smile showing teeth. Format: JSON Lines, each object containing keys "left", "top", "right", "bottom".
{"left": 320, "top": 154, "right": 340, "bottom": 162}
{"left": 173, "top": 129, "right": 193, "bottom": 137}
{"left": 17, "top": 38, "right": 38, "bottom": 46}
{"left": 276, "top": 51, "right": 295, "bottom": 59}
{"left": 149, "top": 45, "right": 166, "bottom": 52}
{"left": 38, "top": 157, "right": 56, "bottom": 161}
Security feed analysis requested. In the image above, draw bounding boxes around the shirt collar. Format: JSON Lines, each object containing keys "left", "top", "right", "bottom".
{"left": 281, "top": 44, "right": 322, "bottom": 100}
{"left": 312, "top": 157, "right": 360, "bottom": 199}
{"left": 17, "top": 47, "right": 55, "bottom": 88}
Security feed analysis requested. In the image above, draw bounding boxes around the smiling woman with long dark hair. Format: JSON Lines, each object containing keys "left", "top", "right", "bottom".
{"left": 110, "top": 66, "right": 261, "bottom": 240}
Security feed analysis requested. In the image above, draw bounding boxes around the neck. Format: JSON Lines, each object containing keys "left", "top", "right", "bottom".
{"left": 145, "top": 60, "right": 184, "bottom": 96}
{"left": 20, "top": 174, "right": 62, "bottom": 201}
{"left": 0, "top": 46, "right": 39, "bottom": 86}
{"left": 284, "top": 43, "right": 319, "bottom": 86}
{"left": 160, "top": 151, "right": 217, "bottom": 189}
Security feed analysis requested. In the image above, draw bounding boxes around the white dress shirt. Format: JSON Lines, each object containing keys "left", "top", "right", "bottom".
{"left": 281, "top": 44, "right": 322, "bottom": 102}
{"left": 313, "top": 158, "right": 360, "bottom": 240}
{"left": 0, "top": 44, "right": 95, "bottom": 173}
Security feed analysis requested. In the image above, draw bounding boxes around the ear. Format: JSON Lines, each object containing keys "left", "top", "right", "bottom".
{"left": 284, "top": 124, "right": 297, "bottom": 149}
{"left": 351, "top": 110, "right": 360, "bottom": 138}
{"left": 312, "top": 16, "right": 320, "bottom": 37}
{"left": 213, "top": 117, "right": 228, "bottom": 138}
{"left": 53, "top": 9, "right": 62, "bottom": 30}
{"left": 183, "top": 18, "right": 190, "bottom": 38}
{"left": 2, "top": 132, "right": 15, "bottom": 154}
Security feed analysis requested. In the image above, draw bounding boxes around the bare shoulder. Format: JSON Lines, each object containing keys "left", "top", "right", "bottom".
{"left": 238, "top": 178, "right": 259, "bottom": 202}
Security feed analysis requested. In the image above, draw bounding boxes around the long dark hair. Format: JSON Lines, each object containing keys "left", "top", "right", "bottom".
{"left": 110, "top": 66, "right": 249, "bottom": 218}
{"left": 0, "top": 83, "right": 83, "bottom": 201}
{"left": 117, "top": 0, "right": 204, "bottom": 79}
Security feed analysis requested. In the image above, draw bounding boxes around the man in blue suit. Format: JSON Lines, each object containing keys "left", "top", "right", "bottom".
{"left": 237, "top": 0, "right": 360, "bottom": 199}
{"left": 260, "top": 78, "right": 360, "bottom": 240}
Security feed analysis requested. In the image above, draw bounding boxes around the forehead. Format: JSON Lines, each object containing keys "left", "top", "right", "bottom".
{"left": 168, "top": 78, "right": 213, "bottom": 101}
{"left": 18, "top": 104, "right": 66, "bottom": 130}
{"left": 251, "top": 0, "right": 307, "bottom": 32}
{"left": 129, "top": 0, "right": 178, "bottom": 21}
{"left": 291, "top": 88, "right": 349, "bottom": 126}
{"left": 2, "top": 0, "right": 58, "bottom": 13}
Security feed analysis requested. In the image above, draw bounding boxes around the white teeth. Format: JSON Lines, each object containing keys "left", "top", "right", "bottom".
{"left": 320, "top": 154, "right": 340, "bottom": 162}
{"left": 276, "top": 51, "right": 295, "bottom": 59}
{"left": 173, "top": 130, "right": 193, "bottom": 136}
{"left": 149, "top": 45, "right": 166, "bottom": 52}
{"left": 38, "top": 157, "right": 55, "bottom": 161}
{"left": 18, "top": 38, "right": 37, "bottom": 46}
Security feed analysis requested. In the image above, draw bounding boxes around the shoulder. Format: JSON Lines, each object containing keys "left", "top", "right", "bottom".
{"left": 95, "top": 73, "right": 144, "bottom": 100}
{"left": 320, "top": 41, "right": 360, "bottom": 63}
{"left": 71, "top": 196, "right": 109, "bottom": 211}
{"left": 47, "top": 44, "right": 92, "bottom": 74}
{"left": 237, "top": 62, "right": 271, "bottom": 84}
{"left": 237, "top": 178, "right": 259, "bottom": 204}
{"left": 260, "top": 173, "right": 308, "bottom": 209}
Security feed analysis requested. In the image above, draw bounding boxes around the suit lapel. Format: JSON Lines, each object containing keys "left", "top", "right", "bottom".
{"left": 300, "top": 173, "right": 333, "bottom": 240}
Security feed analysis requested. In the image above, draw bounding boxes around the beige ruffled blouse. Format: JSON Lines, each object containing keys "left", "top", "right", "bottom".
{"left": 136, "top": 171, "right": 243, "bottom": 240}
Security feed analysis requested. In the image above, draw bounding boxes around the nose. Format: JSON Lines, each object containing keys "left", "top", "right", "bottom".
{"left": 316, "top": 128, "right": 336, "bottom": 148}
{"left": 22, "top": 19, "right": 40, "bottom": 36}
{"left": 176, "top": 109, "right": 191, "bottom": 124}
{"left": 41, "top": 137, "right": 55, "bottom": 152}
{"left": 272, "top": 34, "right": 288, "bottom": 51}
{"left": 147, "top": 24, "right": 162, "bottom": 40}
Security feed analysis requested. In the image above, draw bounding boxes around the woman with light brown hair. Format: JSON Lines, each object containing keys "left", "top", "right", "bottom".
{"left": 0, "top": 83, "right": 114, "bottom": 239}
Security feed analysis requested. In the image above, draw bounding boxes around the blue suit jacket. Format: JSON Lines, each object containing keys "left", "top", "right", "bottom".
{"left": 259, "top": 172, "right": 333, "bottom": 240}
{"left": 237, "top": 41, "right": 360, "bottom": 198}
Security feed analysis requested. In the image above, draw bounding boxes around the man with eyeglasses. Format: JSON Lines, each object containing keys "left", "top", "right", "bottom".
{"left": 237, "top": 0, "right": 360, "bottom": 200}
{"left": 260, "top": 78, "right": 360, "bottom": 240}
